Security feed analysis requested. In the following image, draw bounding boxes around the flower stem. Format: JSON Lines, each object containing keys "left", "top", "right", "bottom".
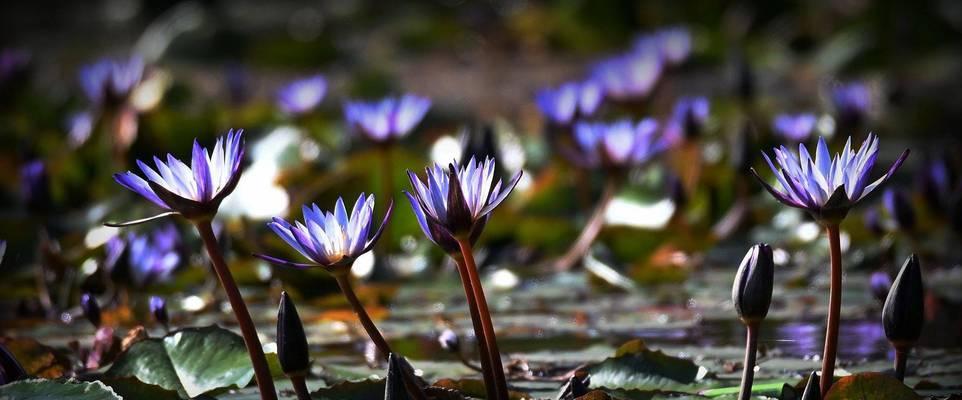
{"left": 333, "top": 274, "right": 427, "bottom": 400}
{"left": 456, "top": 238, "right": 510, "bottom": 400}
{"left": 194, "top": 221, "right": 277, "bottom": 400}
{"left": 452, "top": 256, "right": 498, "bottom": 400}
{"left": 289, "top": 375, "right": 311, "bottom": 400}
{"left": 334, "top": 274, "right": 392, "bottom": 357}
{"left": 737, "top": 321, "right": 760, "bottom": 400}
{"left": 820, "top": 224, "right": 843, "bottom": 396}
{"left": 555, "top": 178, "right": 618, "bottom": 272}
{"left": 893, "top": 343, "right": 910, "bottom": 382}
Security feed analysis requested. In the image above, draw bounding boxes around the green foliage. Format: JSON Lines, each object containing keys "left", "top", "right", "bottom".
{"left": 0, "top": 379, "right": 122, "bottom": 400}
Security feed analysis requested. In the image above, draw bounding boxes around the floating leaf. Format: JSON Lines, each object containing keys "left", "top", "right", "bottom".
{"left": 106, "top": 325, "right": 253, "bottom": 398}
{"left": 823, "top": 372, "right": 920, "bottom": 400}
{"left": 585, "top": 344, "right": 708, "bottom": 392}
{"left": 310, "top": 379, "right": 385, "bottom": 400}
{"left": 432, "top": 378, "right": 528, "bottom": 400}
{"left": 95, "top": 376, "right": 182, "bottom": 400}
{"left": 0, "top": 378, "right": 122, "bottom": 400}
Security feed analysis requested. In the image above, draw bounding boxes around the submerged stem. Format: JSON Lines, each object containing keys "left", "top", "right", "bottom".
{"left": 194, "top": 220, "right": 277, "bottom": 400}
{"left": 737, "top": 321, "right": 760, "bottom": 400}
{"left": 457, "top": 238, "right": 510, "bottom": 400}
{"left": 820, "top": 224, "right": 843, "bottom": 396}
{"left": 555, "top": 178, "right": 618, "bottom": 272}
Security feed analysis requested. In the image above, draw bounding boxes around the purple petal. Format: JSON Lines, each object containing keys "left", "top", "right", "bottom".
{"left": 253, "top": 253, "right": 317, "bottom": 269}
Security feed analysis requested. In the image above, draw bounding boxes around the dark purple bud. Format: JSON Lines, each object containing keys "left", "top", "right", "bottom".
{"left": 149, "top": 296, "right": 169, "bottom": 328}
{"left": 736, "top": 56, "right": 755, "bottom": 103}
{"left": 800, "top": 370, "right": 820, "bottom": 400}
{"left": 81, "top": 293, "right": 102, "bottom": 328}
{"left": 883, "top": 189, "right": 915, "bottom": 231}
{"left": 883, "top": 254, "right": 924, "bottom": 344}
{"left": 732, "top": 244, "right": 774, "bottom": 323}
{"left": 437, "top": 329, "right": 460, "bottom": 353}
{"left": 461, "top": 123, "right": 499, "bottom": 167}
{"left": 277, "top": 291, "right": 310, "bottom": 376}
{"left": 0, "top": 342, "right": 27, "bottom": 384}
{"left": 869, "top": 271, "right": 892, "bottom": 304}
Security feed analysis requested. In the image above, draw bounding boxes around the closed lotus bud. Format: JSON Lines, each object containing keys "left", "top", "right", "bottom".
{"left": 800, "top": 370, "right": 820, "bottom": 400}
{"left": 883, "top": 254, "right": 924, "bottom": 344}
{"left": 732, "top": 244, "right": 774, "bottom": 323}
{"left": 384, "top": 353, "right": 408, "bottom": 400}
{"left": 869, "top": 271, "right": 892, "bottom": 304}
{"left": 557, "top": 374, "right": 590, "bottom": 400}
{"left": 149, "top": 296, "right": 169, "bottom": 328}
{"left": 883, "top": 189, "right": 916, "bottom": 231}
{"left": 0, "top": 343, "right": 27, "bottom": 384}
{"left": 277, "top": 291, "right": 310, "bottom": 376}
{"left": 437, "top": 328, "right": 460, "bottom": 353}
{"left": 81, "top": 293, "right": 102, "bottom": 328}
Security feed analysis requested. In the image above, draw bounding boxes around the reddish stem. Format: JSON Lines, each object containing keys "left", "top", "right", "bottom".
{"left": 555, "top": 178, "right": 618, "bottom": 272}
{"left": 194, "top": 221, "right": 277, "bottom": 400}
{"left": 820, "top": 224, "right": 842, "bottom": 396}
{"left": 894, "top": 343, "right": 910, "bottom": 382}
{"left": 457, "top": 238, "right": 510, "bottom": 400}
{"left": 738, "top": 321, "right": 760, "bottom": 400}
{"left": 289, "top": 375, "right": 311, "bottom": 400}
{"left": 453, "top": 256, "right": 498, "bottom": 400}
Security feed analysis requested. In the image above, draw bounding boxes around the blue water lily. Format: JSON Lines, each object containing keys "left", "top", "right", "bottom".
{"left": 773, "top": 113, "right": 817, "bottom": 142}
{"left": 751, "top": 134, "right": 909, "bottom": 221}
{"left": 277, "top": 74, "right": 327, "bottom": 115}
{"left": 113, "top": 130, "right": 245, "bottom": 221}
{"left": 256, "top": 194, "right": 392, "bottom": 272}
{"left": 79, "top": 55, "right": 144, "bottom": 107}
{"left": 572, "top": 118, "right": 670, "bottom": 168}
{"left": 535, "top": 80, "right": 604, "bottom": 125}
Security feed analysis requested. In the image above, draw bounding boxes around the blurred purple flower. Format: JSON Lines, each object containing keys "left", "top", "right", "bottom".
{"left": 648, "top": 26, "right": 692, "bottom": 65}
{"left": 919, "top": 158, "right": 953, "bottom": 211}
{"left": 591, "top": 47, "right": 663, "bottom": 100}
{"left": 113, "top": 129, "right": 244, "bottom": 221}
{"left": 772, "top": 113, "right": 817, "bottom": 142}
{"left": 343, "top": 94, "right": 431, "bottom": 143}
{"left": 79, "top": 55, "right": 144, "bottom": 107}
{"left": 126, "top": 224, "right": 181, "bottom": 286}
{"left": 831, "top": 82, "right": 871, "bottom": 123}
{"left": 863, "top": 208, "right": 884, "bottom": 237}
{"left": 870, "top": 270, "right": 892, "bottom": 304}
{"left": 573, "top": 118, "right": 669, "bottom": 168}
{"left": 883, "top": 188, "right": 916, "bottom": 231}
{"left": 535, "top": 80, "right": 604, "bottom": 125}
{"left": 276, "top": 74, "right": 327, "bottom": 115}
{"left": 405, "top": 157, "right": 521, "bottom": 253}
{"left": 256, "top": 194, "right": 391, "bottom": 272}
{"left": 0, "top": 49, "right": 30, "bottom": 83}
{"left": 67, "top": 111, "right": 94, "bottom": 148}
{"left": 751, "top": 134, "right": 909, "bottom": 222}
{"left": 663, "top": 96, "right": 709, "bottom": 141}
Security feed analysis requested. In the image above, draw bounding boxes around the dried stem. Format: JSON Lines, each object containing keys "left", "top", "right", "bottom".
{"left": 820, "top": 224, "right": 843, "bottom": 396}
{"left": 194, "top": 220, "right": 277, "bottom": 400}
{"left": 555, "top": 178, "right": 618, "bottom": 272}
{"left": 457, "top": 237, "right": 510, "bottom": 400}
{"left": 738, "top": 321, "right": 760, "bottom": 400}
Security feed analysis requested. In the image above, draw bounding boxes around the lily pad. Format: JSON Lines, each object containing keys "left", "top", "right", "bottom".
{"left": 106, "top": 325, "right": 254, "bottom": 398}
{"left": 0, "top": 378, "right": 122, "bottom": 400}
{"left": 310, "top": 379, "right": 385, "bottom": 400}
{"left": 823, "top": 372, "right": 921, "bottom": 400}
{"left": 586, "top": 343, "right": 708, "bottom": 392}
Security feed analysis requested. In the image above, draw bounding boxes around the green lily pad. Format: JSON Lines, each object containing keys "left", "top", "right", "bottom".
{"left": 823, "top": 372, "right": 921, "bottom": 400}
{"left": 106, "top": 325, "right": 254, "bottom": 398}
{"left": 586, "top": 343, "right": 709, "bottom": 392}
{"left": 0, "top": 378, "right": 122, "bottom": 400}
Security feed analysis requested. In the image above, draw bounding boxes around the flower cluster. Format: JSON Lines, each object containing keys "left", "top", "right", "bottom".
{"left": 105, "top": 224, "right": 182, "bottom": 287}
